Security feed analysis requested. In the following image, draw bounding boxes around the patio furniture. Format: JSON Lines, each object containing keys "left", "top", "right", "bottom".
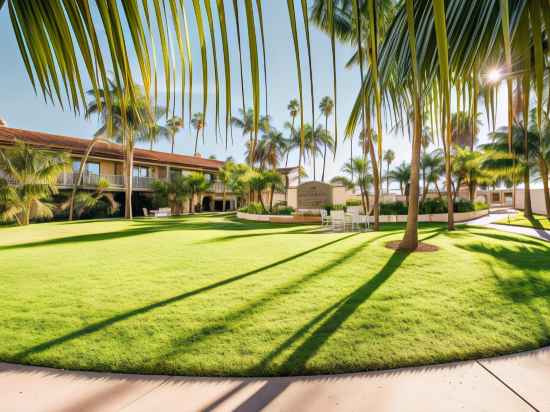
{"left": 151, "top": 207, "right": 172, "bottom": 217}
{"left": 331, "top": 210, "right": 346, "bottom": 231}
{"left": 142, "top": 208, "right": 152, "bottom": 217}
{"left": 350, "top": 213, "right": 370, "bottom": 231}
{"left": 320, "top": 209, "right": 332, "bottom": 226}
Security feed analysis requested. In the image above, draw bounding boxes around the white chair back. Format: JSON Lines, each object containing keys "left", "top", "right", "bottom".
{"left": 331, "top": 210, "right": 345, "bottom": 220}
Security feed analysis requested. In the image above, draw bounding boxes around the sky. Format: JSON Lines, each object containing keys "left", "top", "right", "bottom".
{"left": 0, "top": 2, "right": 508, "bottom": 190}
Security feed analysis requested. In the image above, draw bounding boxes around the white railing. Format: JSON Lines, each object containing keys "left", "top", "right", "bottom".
{"left": 133, "top": 176, "right": 155, "bottom": 189}
{"left": 210, "top": 181, "right": 226, "bottom": 193}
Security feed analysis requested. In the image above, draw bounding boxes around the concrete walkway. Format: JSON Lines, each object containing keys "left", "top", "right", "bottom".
{"left": 2, "top": 347, "right": 550, "bottom": 412}
{"left": 465, "top": 208, "right": 550, "bottom": 242}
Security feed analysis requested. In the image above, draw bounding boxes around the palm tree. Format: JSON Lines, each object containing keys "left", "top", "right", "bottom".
{"left": 483, "top": 121, "right": 547, "bottom": 218}
{"left": 303, "top": 124, "right": 326, "bottom": 181}
{"left": 217, "top": 160, "right": 235, "bottom": 212}
{"left": 451, "top": 111, "right": 482, "bottom": 150}
{"left": 339, "top": 157, "right": 372, "bottom": 214}
{"left": 287, "top": 99, "right": 302, "bottom": 182}
{"left": 191, "top": 113, "right": 205, "bottom": 156}
{"left": 452, "top": 147, "right": 491, "bottom": 202}
{"left": 420, "top": 149, "right": 444, "bottom": 200}
{"left": 390, "top": 162, "right": 412, "bottom": 198}
{"left": 186, "top": 172, "right": 211, "bottom": 214}
{"left": 262, "top": 169, "right": 284, "bottom": 212}
{"left": 140, "top": 106, "right": 169, "bottom": 151}
{"left": 0, "top": 142, "right": 69, "bottom": 225}
{"left": 60, "top": 178, "right": 119, "bottom": 218}
{"left": 259, "top": 128, "right": 286, "bottom": 170}
{"left": 319, "top": 96, "right": 334, "bottom": 181}
{"left": 247, "top": 170, "right": 269, "bottom": 211}
{"left": 151, "top": 175, "right": 191, "bottom": 215}
{"left": 383, "top": 149, "right": 395, "bottom": 194}
{"left": 85, "top": 82, "right": 153, "bottom": 219}
{"left": 166, "top": 116, "right": 184, "bottom": 154}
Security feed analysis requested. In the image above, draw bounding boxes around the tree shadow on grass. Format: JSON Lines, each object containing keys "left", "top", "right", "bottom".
{"left": 457, "top": 241, "right": 550, "bottom": 344}
{"left": 11, "top": 233, "right": 358, "bottom": 362}
{"left": 154, "top": 232, "right": 395, "bottom": 363}
{"left": 0, "top": 217, "right": 322, "bottom": 251}
{"left": 460, "top": 227, "right": 548, "bottom": 247}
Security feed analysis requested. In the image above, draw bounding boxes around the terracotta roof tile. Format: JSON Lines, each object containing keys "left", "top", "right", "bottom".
{"left": 0, "top": 127, "right": 224, "bottom": 171}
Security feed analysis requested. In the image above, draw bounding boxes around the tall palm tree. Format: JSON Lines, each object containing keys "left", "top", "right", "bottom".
{"left": 191, "top": 113, "right": 205, "bottom": 156}
{"left": 452, "top": 147, "right": 491, "bottom": 202}
{"left": 0, "top": 142, "right": 68, "bottom": 225}
{"left": 287, "top": 99, "right": 302, "bottom": 181}
{"left": 383, "top": 149, "right": 395, "bottom": 194}
{"left": 390, "top": 162, "right": 411, "bottom": 198}
{"left": 166, "top": 116, "right": 184, "bottom": 154}
{"left": 420, "top": 149, "right": 444, "bottom": 200}
{"left": 319, "top": 96, "right": 334, "bottom": 181}
{"left": 482, "top": 124, "right": 540, "bottom": 218}
{"left": 217, "top": 160, "right": 235, "bottom": 212}
{"left": 303, "top": 124, "right": 326, "bottom": 181}
{"left": 260, "top": 128, "right": 287, "bottom": 170}
{"left": 85, "top": 82, "right": 153, "bottom": 219}
{"left": 451, "top": 111, "right": 482, "bottom": 150}
{"left": 140, "top": 106, "right": 169, "bottom": 151}
{"left": 186, "top": 172, "right": 211, "bottom": 214}
{"left": 339, "top": 157, "right": 372, "bottom": 214}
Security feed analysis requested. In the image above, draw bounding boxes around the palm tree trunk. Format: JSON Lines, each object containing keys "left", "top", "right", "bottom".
{"left": 468, "top": 180, "right": 476, "bottom": 202}
{"left": 400, "top": 94, "right": 422, "bottom": 250}
{"left": 359, "top": 185, "right": 367, "bottom": 214}
{"left": 125, "top": 143, "right": 134, "bottom": 219}
{"left": 69, "top": 138, "right": 101, "bottom": 221}
{"left": 322, "top": 116, "right": 328, "bottom": 182}
{"left": 189, "top": 191, "right": 195, "bottom": 214}
{"left": 523, "top": 167, "right": 533, "bottom": 218}
{"left": 150, "top": 140, "right": 153, "bottom": 151}
{"left": 435, "top": 181, "right": 442, "bottom": 199}
{"left": 222, "top": 190, "right": 226, "bottom": 212}
{"left": 194, "top": 130, "right": 199, "bottom": 155}
{"left": 539, "top": 157, "right": 550, "bottom": 218}
{"left": 445, "top": 154, "right": 454, "bottom": 230}
{"left": 269, "top": 184, "right": 275, "bottom": 212}
{"left": 171, "top": 134, "right": 175, "bottom": 153}
{"left": 313, "top": 148, "right": 317, "bottom": 181}
{"left": 386, "top": 163, "right": 390, "bottom": 194}
{"left": 286, "top": 116, "right": 296, "bottom": 168}
{"left": 367, "top": 134, "right": 380, "bottom": 231}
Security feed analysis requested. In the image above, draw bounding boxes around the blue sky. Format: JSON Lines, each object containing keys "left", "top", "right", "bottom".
{"left": 0, "top": 2, "right": 506, "bottom": 186}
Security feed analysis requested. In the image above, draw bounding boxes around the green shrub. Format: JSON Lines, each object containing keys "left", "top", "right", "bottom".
{"left": 345, "top": 199, "right": 362, "bottom": 206}
{"left": 454, "top": 198, "right": 474, "bottom": 213}
{"left": 239, "top": 202, "right": 266, "bottom": 214}
{"left": 380, "top": 201, "right": 408, "bottom": 215}
{"left": 474, "top": 201, "right": 489, "bottom": 211}
{"left": 274, "top": 206, "right": 295, "bottom": 215}
{"left": 420, "top": 198, "right": 447, "bottom": 214}
{"left": 331, "top": 204, "right": 346, "bottom": 211}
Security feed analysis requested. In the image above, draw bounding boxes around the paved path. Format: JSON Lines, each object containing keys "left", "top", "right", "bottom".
{"left": 2, "top": 346, "right": 550, "bottom": 412}
{"left": 465, "top": 209, "right": 550, "bottom": 242}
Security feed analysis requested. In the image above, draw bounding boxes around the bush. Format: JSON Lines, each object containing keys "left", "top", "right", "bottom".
{"left": 454, "top": 198, "right": 474, "bottom": 213}
{"left": 345, "top": 199, "right": 362, "bottom": 206}
{"left": 474, "top": 201, "right": 489, "bottom": 211}
{"left": 420, "top": 198, "right": 447, "bottom": 214}
{"left": 380, "top": 201, "right": 408, "bottom": 215}
{"left": 239, "top": 202, "right": 266, "bottom": 215}
{"left": 274, "top": 206, "right": 295, "bottom": 215}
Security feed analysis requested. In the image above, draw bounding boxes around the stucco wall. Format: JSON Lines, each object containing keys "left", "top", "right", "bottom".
{"left": 100, "top": 160, "right": 115, "bottom": 175}
{"left": 513, "top": 189, "right": 548, "bottom": 215}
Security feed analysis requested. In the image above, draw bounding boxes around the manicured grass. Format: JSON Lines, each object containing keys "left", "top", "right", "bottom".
{"left": 496, "top": 213, "right": 550, "bottom": 230}
{"left": 1, "top": 214, "right": 549, "bottom": 377}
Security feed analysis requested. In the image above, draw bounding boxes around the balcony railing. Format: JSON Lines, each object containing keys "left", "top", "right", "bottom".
{"left": 3, "top": 172, "right": 228, "bottom": 193}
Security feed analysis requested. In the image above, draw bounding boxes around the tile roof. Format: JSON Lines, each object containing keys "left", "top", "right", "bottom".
{"left": 0, "top": 127, "right": 224, "bottom": 171}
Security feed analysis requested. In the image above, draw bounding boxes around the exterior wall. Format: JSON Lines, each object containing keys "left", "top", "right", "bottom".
{"left": 99, "top": 159, "right": 116, "bottom": 176}
{"left": 331, "top": 186, "right": 348, "bottom": 205}
{"left": 287, "top": 187, "right": 298, "bottom": 209}
{"left": 513, "top": 189, "right": 548, "bottom": 215}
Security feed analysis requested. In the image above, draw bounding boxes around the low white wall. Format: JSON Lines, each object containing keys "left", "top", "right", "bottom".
{"left": 236, "top": 212, "right": 293, "bottom": 222}
{"left": 378, "top": 209, "right": 488, "bottom": 223}
{"left": 514, "top": 189, "right": 547, "bottom": 215}
{"left": 238, "top": 209, "right": 488, "bottom": 224}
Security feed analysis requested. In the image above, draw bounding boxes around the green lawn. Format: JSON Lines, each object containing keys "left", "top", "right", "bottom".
{"left": 1, "top": 214, "right": 549, "bottom": 377}
{"left": 496, "top": 213, "right": 550, "bottom": 230}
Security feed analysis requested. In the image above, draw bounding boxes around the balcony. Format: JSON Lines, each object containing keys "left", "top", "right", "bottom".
{"left": 3, "top": 172, "right": 228, "bottom": 194}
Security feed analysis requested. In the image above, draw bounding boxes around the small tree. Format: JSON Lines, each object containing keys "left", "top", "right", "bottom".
{"left": 0, "top": 143, "right": 68, "bottom": 225}
{"left": 152, "top": 175, "right": 190, "bottom": 215}
{"left": 59, "top": 178, "right": 119, "bottom": 218}
{"left": 218, "top": 161, "right": 235, "bottom": 212}
{"left": 186, "top": 172, "right": 211, "bottom": 214}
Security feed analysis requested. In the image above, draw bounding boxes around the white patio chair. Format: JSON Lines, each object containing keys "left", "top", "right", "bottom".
{"left": 331, "top": 210, "right": 346, "bottom": 231}
{"left": 320, "top": 209, "right": 331, "bottom": 226}
{"left": 351, "top": 214, "right": 369, "bottom": 231}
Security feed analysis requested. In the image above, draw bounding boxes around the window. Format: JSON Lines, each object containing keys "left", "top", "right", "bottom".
{"left": 133, "top": 166, "right": 150, "bottom": 178}
{"left": 73, "top": 160, "right": 100, "bottom": 175}
{"left": 491, "top": 193, "right": 500, "bottom": 203}
{"left": 170, "top": 168, "right": 182, "bottom": 181}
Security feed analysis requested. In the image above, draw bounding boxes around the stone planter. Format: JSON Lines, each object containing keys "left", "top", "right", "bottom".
{"left": 237, "top": 209, "right": 488, "bottom": 224}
